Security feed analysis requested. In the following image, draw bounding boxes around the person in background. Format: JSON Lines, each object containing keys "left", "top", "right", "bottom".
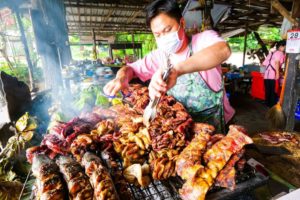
{"left": 262, "top": 40, "right": 286, "bottom": 107}
{"left": 104, "top": 0, "right": 234, "bottom": 132}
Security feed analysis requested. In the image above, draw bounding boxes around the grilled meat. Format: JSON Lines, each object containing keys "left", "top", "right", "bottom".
{"left": 31, "top": 154, "right": 66, "bottom": 200}
{"left": 41, "top": 118, "right": 94, "bottom": 156}
{"left": 176, "top": 132, "right": 211, "bottom": 180}
{"left": 192, "top": 122, "right": 215, "bottom": 135}
{"left": 214, "top": 149, "right": 245, "bottom": 190}
{"left": 70, "top": 134, "right": 99, "bottom": 162}
{"left": 56, "top": 156, "right": 93, "bottom": 200}
{"left": 259, "top": 131, "right": 299, "bottom": 145}
{"left": 82, "top": 152, "right": 119, "bottom": 200}
{"left": 100, "top": 151, "right": 132, "bottom": 200}
{"left": 123, "top": 163, "right": 151, "bottom": 187}
{"left": 150, "top": 149, "right": 179, "bottom": 180}
{"left": 179, "top": 125, "right": 253, "bottom": 200}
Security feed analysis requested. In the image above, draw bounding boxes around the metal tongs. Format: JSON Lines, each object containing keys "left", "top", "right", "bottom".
{"left": 143, "top": 54, "right": 172, "bottom": 126}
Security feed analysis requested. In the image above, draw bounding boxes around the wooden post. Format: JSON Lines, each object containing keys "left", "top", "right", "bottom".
{"left": 108, "top": 44, "right": 113, "bottom": 60}
{"left": 242, "top": 24, "right": 248, "bottom": 67}
{"left": 131, "top": 33, "right": 136, "bottom": 57}
{"left": 282, "top": 1, "right": 300, "bottom": 130}
{"left": 282, "top": 54, "right": 299, "bottom": 131}
{"left": 92, "top": 28, "right": 97, "bottom": 60}
{"left": 15, "top": 8, "right": 35, "bottom": 90}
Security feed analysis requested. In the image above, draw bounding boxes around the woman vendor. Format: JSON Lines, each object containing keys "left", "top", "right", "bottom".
{"left": 104, "top": 0, "right": 235, "bottom": 132}
{"left": 262, "top": 40, "right": 286, "bottom": 108}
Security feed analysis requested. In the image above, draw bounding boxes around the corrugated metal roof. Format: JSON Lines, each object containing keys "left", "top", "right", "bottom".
{"left": 63, "top": 0, "right": 293, "bottom": 36}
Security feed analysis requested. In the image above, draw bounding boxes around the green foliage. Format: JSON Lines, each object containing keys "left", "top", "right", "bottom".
{"left": 0, "top": 61, "right": 43, "bottom": 84}
{"left": 69, "top": 35, "right": 80, "bottom": 43}
{"left": 73, "top": 85, "right": 111, "bottom": 111}
{"left": 0, "top": 112, "right": 36, "bottom": 200}
{"left": 115, "top": 33, "right": 156, "bottom": 57}
{"left": 227, "top": 27, "right": 282, "bottom": 52}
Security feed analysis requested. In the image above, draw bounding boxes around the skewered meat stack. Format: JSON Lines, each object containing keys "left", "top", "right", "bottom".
{"left": 179, "top": 125, "right": 253, "bottom": 200}
{"left": 176, "top": 131, "right": 211, "bottom": 180}
{"left": 123, "top": 84, "right": 150, "bottom": 114}
{"left": 82, "top": 152, "right": 119, "bottom": 200}
{"left": 70, "top": 134, "right": 99, "bottom": 162}
{"left": 31, "top": 154, "right": 66, "bottom": 200}
{"left": 148, "top": 97, "right": 192, "bottom": 151}
{"left": 214, "top": 148, "right": 245, "bottom": 190}
{"left": 149, "top": 149, "right": 179, "bottom": 180}
{"left": 56, "top": 156, "right": 94, "bottom": 200}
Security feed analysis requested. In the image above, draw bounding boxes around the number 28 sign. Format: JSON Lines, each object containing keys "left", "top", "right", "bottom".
{"left": 286, "top": 29, "right": 300, "bottom": 53}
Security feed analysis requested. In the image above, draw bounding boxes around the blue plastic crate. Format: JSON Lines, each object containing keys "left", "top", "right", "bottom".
{"left": 295, "top": 100, "right": 300, "bottom": 120}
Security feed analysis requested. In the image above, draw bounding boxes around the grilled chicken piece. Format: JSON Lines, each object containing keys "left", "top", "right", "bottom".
{"left": 31, "top": 154, "right": 66, "bottom": 200}
{"left": 56, "top": 156, "right": 93, "bottom": 200}
{"left": 82, "top": 152, "right": 119, "bottom": 200}
{"left": 179, "top": 125, "right": 253, "bottom": 200}
{"left": 176, "top": 131, "right": 211, "bottom": 180}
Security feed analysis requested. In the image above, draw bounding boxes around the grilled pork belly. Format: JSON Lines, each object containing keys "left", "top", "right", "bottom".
{"left": 31, "top": 154, "right": 65, "bottom": 200}
{"left": 56, "top": 156, "right": 93, "bottom": 200}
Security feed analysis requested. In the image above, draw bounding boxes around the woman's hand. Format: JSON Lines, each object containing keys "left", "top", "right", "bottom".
{"left": 103, "top": 66, "right": 134, "bottom": 96}
{"left": 148, "top": 67, "right": 178, "bottom": 99}
{"left": 103, "top": 76, "right": 129, "bottom": 96}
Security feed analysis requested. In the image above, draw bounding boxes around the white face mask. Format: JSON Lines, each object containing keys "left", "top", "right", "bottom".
{"left": 156, "top": 25, "right": 183, "bottom": 54}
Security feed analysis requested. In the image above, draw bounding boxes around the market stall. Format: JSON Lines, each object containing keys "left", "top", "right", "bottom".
{"left": 1, "top": 0, "right": 300, "bottom": 200}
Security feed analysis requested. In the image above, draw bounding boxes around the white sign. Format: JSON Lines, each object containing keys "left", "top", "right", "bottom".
{"left": 286, "top": 29, "right": 300, "bottom": 53}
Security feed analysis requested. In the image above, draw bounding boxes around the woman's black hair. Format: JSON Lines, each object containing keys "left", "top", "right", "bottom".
{"left": 145, "top": 0, "right": 182, "bottom": 26}
{"left": 276, "top": 40, "right": 286, "bottom": 49}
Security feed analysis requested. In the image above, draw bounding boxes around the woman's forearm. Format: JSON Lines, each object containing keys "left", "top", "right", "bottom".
{"left": 174, "top": 42, "right": 231, "bottom": 76}
{"left": 116, "top": 66, "right": 135, "bottom": 82}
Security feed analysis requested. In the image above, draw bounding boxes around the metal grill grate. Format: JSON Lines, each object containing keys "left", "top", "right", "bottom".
{"left": 24, "top": 156, "right": 267, "bottom": 200}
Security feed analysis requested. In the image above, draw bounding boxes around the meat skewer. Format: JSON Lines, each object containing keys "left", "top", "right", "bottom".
{"left": 82, "top": 152, "right": 119, "bottom": 200}
{"left": 56, "top": 156, "right": 94, "bottom": 200}
{"left": 176, "top": 131, "right": 211, "bottom": 180}
{"left": 180, "top": 125, "right": 253, "bottom": 200}
{"left": 214, "top": 148, "right": 245, "bottom": 190}
{"left": 31, "top": 154, "right": 66, "bottom": 200}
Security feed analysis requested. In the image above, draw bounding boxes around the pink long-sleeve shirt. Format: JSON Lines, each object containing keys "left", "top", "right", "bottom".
{"left": 263, "top": 50, "right": 285, "bottom": 80}
{"left": 127, "top": 30, "right": 235, "bottom": 123}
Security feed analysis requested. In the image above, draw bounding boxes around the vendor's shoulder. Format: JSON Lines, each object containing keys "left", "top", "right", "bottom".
{"left": 192, "top": 30, "right": 223, "bottom": 43}
{"left": 192, "top": 30, "right": 220, "bottom": 40}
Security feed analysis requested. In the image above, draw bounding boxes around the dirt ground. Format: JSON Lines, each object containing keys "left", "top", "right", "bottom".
{"left": 229, "top": 93, "right": 271, "bottom": 136}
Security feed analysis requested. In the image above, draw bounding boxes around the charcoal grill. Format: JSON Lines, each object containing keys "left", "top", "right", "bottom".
{"left": 124, "top": 164, "right": 268, "bottom": 200}
{"left": 22, "top": 157, "right": 268, "bottom": 200}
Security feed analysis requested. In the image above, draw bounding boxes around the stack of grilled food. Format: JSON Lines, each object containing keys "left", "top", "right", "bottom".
{"left": 26, "top": 84, "right": 253, "bottom": 200}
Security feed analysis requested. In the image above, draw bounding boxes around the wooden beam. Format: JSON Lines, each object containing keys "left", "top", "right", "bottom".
{"left": 65, "top": 13, "right": 145, "bottom": 19}
{"left": 126, "top": 9, "right": 144, "bottom": 24}
{"left": 292, "top": 0, "right": 300, "bottom": 18}
{"left": 64, "top": 3, "right": 144, "bottom": 11}
{"left": 272, "top": 0, "right": 298, "bottom": 26}
{"left": 67, "top": 21, "right": 147, "bottom": 28}
{"left": 100, "top": 8, "right": 114, "bottom": 29}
